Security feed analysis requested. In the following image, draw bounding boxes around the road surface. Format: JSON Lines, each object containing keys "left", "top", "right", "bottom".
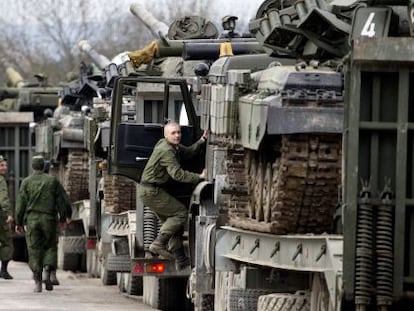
{"left": 0, "top": 261, "right": 157, "bottom": 311}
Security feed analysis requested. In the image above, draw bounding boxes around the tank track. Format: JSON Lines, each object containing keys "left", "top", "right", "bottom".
{"left": 227, "top": 133, "right": 341, "bottom": 234}
{"left": 63, "top": 150, "right": 90, "bottom": 202}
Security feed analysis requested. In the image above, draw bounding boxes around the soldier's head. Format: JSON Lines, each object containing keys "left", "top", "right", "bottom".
{"left": 164, "top": 122, "right": 181, "bottom": 146}
{"left": 0, "top": 155, "right": 7, "bottom": 176}
{"left": 32, "top": 155, "right": 45, "bottom": 171}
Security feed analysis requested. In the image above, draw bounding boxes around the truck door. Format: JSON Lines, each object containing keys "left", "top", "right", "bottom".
{"left": 108, "top": 76, "right": 201, "bottom": 183}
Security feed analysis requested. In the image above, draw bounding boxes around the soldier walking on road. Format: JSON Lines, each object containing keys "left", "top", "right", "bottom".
{"left": 0, "top": 155, "right": 14, "bottom": 279}
{"left": 15, "top": 155, "right": 72, "bottom": 292}
{"left": 138, "top": 122, "right": 207, "bottom": 270}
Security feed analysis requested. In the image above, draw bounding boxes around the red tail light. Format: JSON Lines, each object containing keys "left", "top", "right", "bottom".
{"left": 85, "top": 239, "right": 96, "bottom": 249}
{"left": 145, "top": 263, "right": 165, "bottom": 273}
{"left": 133, "top": 263, "right": 144, "bottom": 273}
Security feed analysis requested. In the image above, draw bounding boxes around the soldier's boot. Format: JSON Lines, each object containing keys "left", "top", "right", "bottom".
{"left": 0, "top": 260, "right": 13, "bottom": 279}
{"left": 44, "top": 267, "right": 54, "bottom": 291}
{"left": 33, "top": 272, "right": 42, "bottom": 293}
{"left": 50, "top": 270, "right": 60, "bottom": 285}
{"left": 149, "top": 233, "right": 174, "bottom": 260}
{"left": 173, "top": 247, "right": 190, "bottom": 271}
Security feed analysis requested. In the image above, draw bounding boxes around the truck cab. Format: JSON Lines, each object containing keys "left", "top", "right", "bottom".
{"left": 109, "top": 76, "right": 203, "bottom": 183}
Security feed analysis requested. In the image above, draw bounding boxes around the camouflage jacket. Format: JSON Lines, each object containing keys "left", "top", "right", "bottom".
{"left": 141, "top": 138, "right": 205, "bottom": 185}
{"left": 16, "top": 172, "right": 72, "bottom": 225}
{"left": 0, "top": 175, "right": 12, "bottom": 217}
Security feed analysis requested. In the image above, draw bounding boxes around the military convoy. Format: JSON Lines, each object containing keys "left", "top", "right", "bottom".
{"left": 108, "top": 0, "right": 414, "bottom": 310}
{"left": 24, "top": 0, "right": 414, "bottom": 310}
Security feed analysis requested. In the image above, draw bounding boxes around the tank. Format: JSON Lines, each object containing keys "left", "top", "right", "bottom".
{"left": 193, "top": 0, "right": 352, "bottom": 235}
{"left": 33, "top": 56, "right": 106, "bottom": 202}
{"left": 0, "top": 58, "right": 61, "bottom": 122}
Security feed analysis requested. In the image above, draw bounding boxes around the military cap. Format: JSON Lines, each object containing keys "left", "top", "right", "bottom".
{"left": 32, "top": 155, "right": 45, "bottom": 167}
{"left": 0, "top": 155, "right": 6, "bottom": 162}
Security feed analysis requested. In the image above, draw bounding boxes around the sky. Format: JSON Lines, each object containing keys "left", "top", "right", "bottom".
{"left": 0, "top": 0, "right": 266, "bottom": 28}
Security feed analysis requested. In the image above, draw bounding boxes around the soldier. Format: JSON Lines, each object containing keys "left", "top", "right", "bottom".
{"left": 138, "top": 122, "right": 207, "bottom": 270}
{"left": 42, "top": 160, "right": 71, "bottom": 286}
{"left": 0, "top": 155, "right": 14, "bottom": 279}
{"left": 15, "top": 155, "right": 72, "bottom": 292}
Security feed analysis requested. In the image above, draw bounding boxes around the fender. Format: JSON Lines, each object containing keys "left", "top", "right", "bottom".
{"left": 190, "top": 180, "right": 213, "bottom": 207}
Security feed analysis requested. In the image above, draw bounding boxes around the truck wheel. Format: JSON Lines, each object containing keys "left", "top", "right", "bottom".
{"left": 143, "top": 276, "right": 192, "bottom": 311}
{"left": 107, "top": 254, "right": 130, "bottom": 272}
{"left": 61, "top": 253, "right": 80, "bottom": 271}
{"left": 229, "top": 289, "right": 274, "bottom": 311}
{"left": 126, "top": 274, "right": 143, "bottom": 296}
{"left": 60, "top": 236, "right": 86, "bottom": 254}
{"left": 257, "top": 291, "right": 310, "bottom": 311}
{"left": 101, "top": 256, "right": 117, "bottom": 286}
{"left": 200, "top": 294, "right": 214, "bottom": 311}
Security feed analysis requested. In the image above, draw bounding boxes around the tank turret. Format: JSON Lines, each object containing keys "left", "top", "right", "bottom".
{"left": 0, "top": 59, "right": 60, "bottom": 120}
{"left": 248, "top": 0, "right": 354, "bottom": 59}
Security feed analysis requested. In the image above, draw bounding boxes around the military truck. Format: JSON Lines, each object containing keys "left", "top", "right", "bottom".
{"left": 109, "top": 0, "right": 414, "bottom": 310}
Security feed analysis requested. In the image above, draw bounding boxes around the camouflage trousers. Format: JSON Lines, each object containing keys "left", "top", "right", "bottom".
{"left": 0, "top": 218, "right": 13, "bottom": 261}
{"left": 138, "top": 185, "right": 187, "bottom": 251}
{"left": 25, "top": 212, "right": 57, "bottom": 273}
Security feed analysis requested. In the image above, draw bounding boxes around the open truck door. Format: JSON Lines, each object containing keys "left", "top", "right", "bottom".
{"left": 108, "top": 76, "right": 201, "bottom": 182}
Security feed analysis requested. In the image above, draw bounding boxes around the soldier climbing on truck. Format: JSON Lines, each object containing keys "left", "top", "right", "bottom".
{"left": 138, "top": 122, "right": 208, "bottom": 270}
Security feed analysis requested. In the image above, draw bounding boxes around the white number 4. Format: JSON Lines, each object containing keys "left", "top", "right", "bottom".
{"left": 361, "top": 12, "right": 376, "bottom": 37}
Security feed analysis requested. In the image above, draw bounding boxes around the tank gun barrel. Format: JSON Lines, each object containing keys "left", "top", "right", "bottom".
{"left": 182, "top": 41, "right": 265, "bottom": 60}
{"left": 1, "top": 58, "right": 25, "bottom": 88}
{"left": 130, "top": 3, "right": 169, "bottom": 38}
{"left": 128, "top": 37, "right": 262, "bottom": 67}
{"left": 78, "top": 40, "right": 111, "bottom": 70}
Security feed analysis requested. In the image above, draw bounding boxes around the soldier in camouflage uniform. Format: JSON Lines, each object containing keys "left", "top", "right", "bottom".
{"left": 15, "top": 155, "right": 72, "bottom": 292}
{"left": 138, "top": 122, "right": 207, "bottom": 270}
{"left": 0, "top": 155, "right": 14, "bottom": 279}
{"left": 43, "top": 160, "right": 71, "bottom": 286}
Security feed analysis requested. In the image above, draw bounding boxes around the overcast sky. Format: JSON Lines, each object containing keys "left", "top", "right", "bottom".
{"left": 0, "top": 0, "right": 265, "bottom": 26}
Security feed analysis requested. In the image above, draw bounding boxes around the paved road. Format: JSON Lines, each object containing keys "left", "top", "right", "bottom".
{"left": 0, "top": 261, "right": 156, "bottom": 311}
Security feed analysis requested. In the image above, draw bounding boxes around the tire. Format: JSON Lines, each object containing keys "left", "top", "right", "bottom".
{"left": 61, "top": 253, "right": 80, "bottom": 271}
{"left": 107, "top": 254, "right": 130, "bottom": 272}
{"left": 257, "top": 291, "right": 310, "bottom": 311}
{"left": 143, "top": 276, "right": 193, "bottom": 311}
{"left": 229, "top": 289, "right": 274, "bottom": 311}
{"left": 126, "top": 274, "right": 143, "bottom": 296}
{"left": 200, "top": 294, "right": 214, "bottom": 311}
{"left": 59, "top": 236, "right": 85, "bottom": 271}
{"left": 60, "top": 236, "right": 86, "bottom": 254}
{"left": 101, "top": 256, "right": 117, "bottom": 286}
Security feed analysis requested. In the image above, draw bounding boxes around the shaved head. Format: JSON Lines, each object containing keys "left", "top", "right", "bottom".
{"left": 164, "top": 122, "right": 181, "bottom": 146}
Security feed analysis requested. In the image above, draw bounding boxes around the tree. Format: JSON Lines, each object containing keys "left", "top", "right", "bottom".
{"left": 0, "top": 0, "right": 261, "bottom": 85}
